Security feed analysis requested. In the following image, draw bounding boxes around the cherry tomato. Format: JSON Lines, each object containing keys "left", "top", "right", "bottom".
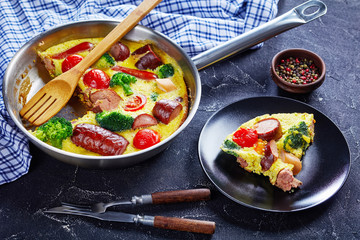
{"left": 232, "top": 128, "right": 258, "bottom": 148}
{"left": 62, "top": 54, "right": 83, "bottom": 73}
{"left": 124, "top": 94, "right": 147, "bottom": 111}
{"left": 83, "top": 69, "right": 110, "bottom": 89}
{"left": 133, "top": 129, "right": 160, "bottom": 149}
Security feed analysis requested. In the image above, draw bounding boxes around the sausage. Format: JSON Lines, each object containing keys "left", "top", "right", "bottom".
{"left": 132, "top": 44, "right": 152, "bottom": 55}
{"left": 254, "top": 118, "right": 282, "bottom": 141}
{"left": 110, "top": 42, "right": 130, "bottom": 61}
{"left": 132, "top": 113, "right": 158, "bottom": 129}
{"left": 89, "top": 89, "right": 122, "bottom": 113}
{"left": 132, "top": 44, "right": 163, "bottom": 70}
{"left": 275, "top": 168, "right": 302, "bottom": 191}
{"left": 135, "top": 52, "right": 163, "bottom": 70}
{"left": 71, "top": 123, "right": 129, "bottom": 156}
{"left": 260, "top": 140, "right": 278, "bottom": 171}
{"left": 152, "top": 99, "right": 183, "bottom": 124}
{"left": 236, "top": 156, "right": 249, "bottom": 169}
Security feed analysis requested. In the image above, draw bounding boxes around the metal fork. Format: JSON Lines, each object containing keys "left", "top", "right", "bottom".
{"left": 46, "top": 201, "right": 215, "bottom": 234}
{"left": 63, "top": 188, "right": 211, "bottom": 213}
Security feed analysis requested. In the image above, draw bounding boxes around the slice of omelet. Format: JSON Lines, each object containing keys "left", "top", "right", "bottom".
{"left": 221, "top": 113, "right": 315, "bottom": 191}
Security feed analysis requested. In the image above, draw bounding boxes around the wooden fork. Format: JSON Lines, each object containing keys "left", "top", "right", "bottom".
{"left": 20, "top": 0, "right": 162, "bottom": 126}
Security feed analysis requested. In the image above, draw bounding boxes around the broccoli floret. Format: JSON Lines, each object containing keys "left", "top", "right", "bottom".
{"left": 157, "top": 64, "right": 174, "bottom": 78}
{"left": 34, "top": 117, "right": 73, "bottom": 149}
{"left": 93, "top": 52, "right": 115, "bottom": 69}
{"left": 95, "top": 110, "right": 134, "bottom": 132}
{"left": 110, "top": 72, "right": 137, "bottom": 95}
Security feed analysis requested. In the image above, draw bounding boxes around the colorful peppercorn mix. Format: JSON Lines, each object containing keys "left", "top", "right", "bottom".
{"left": 275, "top": 57, "right": 320, "bottom": 85}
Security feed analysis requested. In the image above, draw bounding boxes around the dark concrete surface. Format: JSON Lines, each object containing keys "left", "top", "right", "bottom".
{"left": 1, "top": 0, "right": 359, "bottom": 239}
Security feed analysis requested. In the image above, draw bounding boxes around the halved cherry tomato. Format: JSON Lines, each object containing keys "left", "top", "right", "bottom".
{"left": 83, "top": 69, "right": 110, "bottom": 89}
{"left": 133, "top": 129, "right": 160, "bottom": 149}
{"left": 232, "top": 128, "right": 258, "bottom": 148}
{"left": 62, "top": 54, "right": 83, "bottom": 73}
{"left": 124, "top": 94, "right": 147, "bottom": 111}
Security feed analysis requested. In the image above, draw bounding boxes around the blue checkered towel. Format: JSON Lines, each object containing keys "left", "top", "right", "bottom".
{"left": 0, "top": 0, "right": 278, "bottom": 184}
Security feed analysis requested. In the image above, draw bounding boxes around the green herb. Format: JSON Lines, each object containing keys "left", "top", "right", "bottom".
{"left": 221, "top": 139, "right": 240, "bottom": 157}
{"left": 150, "top": 92, "right": 159, "bottom": 101}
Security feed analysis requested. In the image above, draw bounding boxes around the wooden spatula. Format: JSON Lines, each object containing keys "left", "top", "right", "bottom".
{"left": 20, "top": 0, "right": 162, "bottom": 126}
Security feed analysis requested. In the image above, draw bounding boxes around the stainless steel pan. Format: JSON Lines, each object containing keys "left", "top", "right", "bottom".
{"left": 3, "top": 0, "right": 326, "bottom": 168}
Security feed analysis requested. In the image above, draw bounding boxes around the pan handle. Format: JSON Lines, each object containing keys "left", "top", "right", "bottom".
{"left": 192, "top": 0, "right": 327, "bottom": 70}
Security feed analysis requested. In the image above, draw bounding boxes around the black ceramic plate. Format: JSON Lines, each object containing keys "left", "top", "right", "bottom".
{"left": 198, "top": 96, "right": 351, "bottom": 212}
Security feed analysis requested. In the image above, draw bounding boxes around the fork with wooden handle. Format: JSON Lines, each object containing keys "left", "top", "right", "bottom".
{"left": 20, "top": 0, "right": 162, "bottom": 126}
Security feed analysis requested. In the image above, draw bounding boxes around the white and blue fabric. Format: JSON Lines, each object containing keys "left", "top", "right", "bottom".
{"left": 0, "top": 0, "right": 278, "bottom": 185}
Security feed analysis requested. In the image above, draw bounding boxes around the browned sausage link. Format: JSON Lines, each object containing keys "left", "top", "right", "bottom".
{"left": 261, "top": 141, "right": 276, "bottom": 171}
{"left": 71, "top": 124, "right": 129, "bottom": 156}
{"left": 89, "top": 89, "right": 122, "bottom": 113}
{"left": 152, "top": 99, "right": 183, "bottom": 125}
{"left": 133, "top": 44, "right": 163, "bottom": 70}
{"left": 110, "top": 42, "right": 130, "bottom": 61}
{"left": 275, "top": 168, "right": 302, "bottom": 191}
{"left": 254, "top": 118, "right": 282, "bottom": 141}
{"left": 135, "top": 52, "right": 163, "bottom": 70}
{"left": 132, "top": 113, "right": 158, "bottom": 129}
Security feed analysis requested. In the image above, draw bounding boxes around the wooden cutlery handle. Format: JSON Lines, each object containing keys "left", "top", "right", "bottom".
{"left": 151, "top": 188, "right": 211, "bottom": 204}
{"left": 154, "top": 216, "right": 215, "bottom": 234}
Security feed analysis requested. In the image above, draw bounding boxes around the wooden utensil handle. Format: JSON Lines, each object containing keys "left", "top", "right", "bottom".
{"left": 75, "top": 0, "right": 162, "bottom": 72}
{"left": 151, "top": 188, "right": 211, "bottom": 204}
{"left": 154, "top": 216, "right": 215, "bottom": 234}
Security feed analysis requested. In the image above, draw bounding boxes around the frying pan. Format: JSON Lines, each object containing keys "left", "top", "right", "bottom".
{"left": 3, "top": 0, "right": 326, "bottom": 168}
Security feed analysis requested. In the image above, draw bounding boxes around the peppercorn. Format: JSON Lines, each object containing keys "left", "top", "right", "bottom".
{"left": 275, "top": 57, "right": 320, "bottom": 85}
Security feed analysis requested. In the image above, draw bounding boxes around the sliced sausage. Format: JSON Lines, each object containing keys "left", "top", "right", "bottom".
{"left": 89, "top": 89, "right": 122, "bottom": 113}
{"left": 132, "top": 113, "right": 158, "bottom": 129}
{"left": 132, "top": 44, "right": 152, "bottom": 55}
{"left": 275, "top": 168, "right": 302, "bottom": 191}
{"left": 254, "top": 118, "right": 282, "bottom": 141}
{"left": 236, "top": 156, "right": 249, "bottom": 169}
{"left": 132, "top": 45, "right": 163, "bottom": 70}
{"left": 110, "top": 42, "right": 130, "bottom": 61}
{"left": 71, "top": 123, "right": 129, "bottom": 156}
{"left": 135, "top": 52, "right": 163, "bottom": 70}
{"left": 152, "top": 99, "right": 183, "bottom": 125}
{"left": 260, "top": 140, "right": 278, "bottom": 171}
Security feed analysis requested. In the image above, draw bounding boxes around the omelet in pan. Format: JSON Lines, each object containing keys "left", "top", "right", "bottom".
{"left": 36, "top": 38, "right": 188, "bottom": 156}
{"left": 220, "top": 113, "right": 315, "bottom": 191}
